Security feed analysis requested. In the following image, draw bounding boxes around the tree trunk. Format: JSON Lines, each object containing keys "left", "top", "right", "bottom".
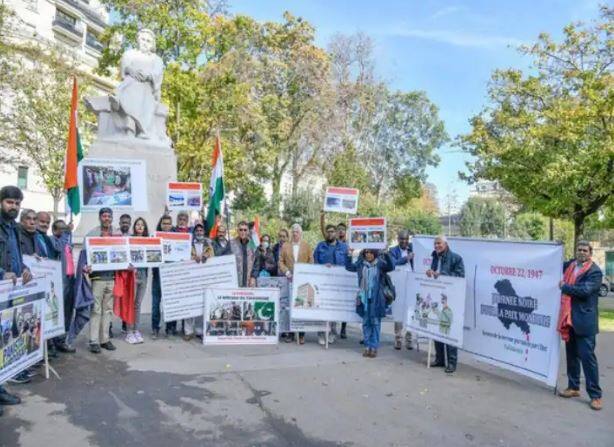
{"left": 290, "top": 152, "right": 299, "bottom": 197}
{"left": 271, "top": 158, "right": 282, "bottom": 217}
{"left": 52, "top": 195, "right": 60, "bottom": 220}
{"left": 573, "top": 215, "right": 585, "bottom": 253}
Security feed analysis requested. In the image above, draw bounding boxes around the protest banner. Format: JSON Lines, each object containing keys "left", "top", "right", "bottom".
{"left": 413, "top": 236, "right": 563, "bottom": 386}
{"left": 404, "top": 272, "right": 466, "bottom": 348}
{"left": 204, "top": 288, "right": 279, "bottom": 345}
{"left": 156, "top": 231, "right": 192, "bottom": 262}
{"left": 290, "top": 264, "right": 361, "bottom": 323}
{"left": 349, "top": 217, "right": 387, "bottom": 250}
{"left": 79, "top": 158, "right": 148, "bottom": 211}
{"left": 160, "top": 255, "right": 238, "bottom": 322}
{"left": 0, "top": 278, "right": 47, "bottom": 384}
{"left": 129, "top": 237, "right": 163, "bottom": 268}
{"left": 166, "top": 182, "right": 203, "bottom": 211}
{"left": 390, "top": 267, "right": 411, "bottom": 323}
{"left": 323, "top": 187, "right": 359, "bottom": 214}
{"left": 85, "top": 237, "right": 130, "bottom": 271}
{"left": 23, "top": 256, "right": 65, "bottom": 340}
{"left": 257, "top": 277, "right": 290, "bottom": 332}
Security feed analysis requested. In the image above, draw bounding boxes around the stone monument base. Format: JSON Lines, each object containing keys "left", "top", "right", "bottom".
{"left": 74, "top": 139, "right": 177, "bottom": 242}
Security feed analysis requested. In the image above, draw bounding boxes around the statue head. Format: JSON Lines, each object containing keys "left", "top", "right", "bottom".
{"left": 136, "top": 29, "right": 156, "bottom": 54}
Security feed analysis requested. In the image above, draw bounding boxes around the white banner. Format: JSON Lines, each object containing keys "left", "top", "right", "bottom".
{"left": 204, "top": 288, "right": 279, "bottom": 345}
{"left": 290, "top": 264, "right": 361, "bottom": 323}
{"left": 413, "top": 236, "right": 563, "bottom": 386}
{"left": 79, "top": 158, "right": 148, "bottom": 211}
{"left": 160, "top": 256, "right": 238, "bottom": 322}
{"left": 390, "top": 267, "right": 411, "bottom": 323}
{"left": 0, "top": 278, "right": 47, "bottom": 384}
{"left": 405, "top": 272, "right": 466, "bottom": 348}
{"left": 23, "top": 256, "right": 65, "bottom": 340}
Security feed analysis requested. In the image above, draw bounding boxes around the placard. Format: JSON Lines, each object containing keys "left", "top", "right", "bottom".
{"left": 290, "top": 264, "right": 361, "bottom": 323}
{"left": 159, "top": 255, "right": 238, "bottom": 322}
{"left": 390, "top": 267, "right": 411, "bottom": 323}
{"left": 79, "top": 158, "right": 148, "bottom": 211}
{"left": 349, "top": 217, "right": 387, "bottom": 250}
{"left": 204, "top": 288, "right": 279, "bottom": 345}
{"left": 323, "top": 187, "right": 359, "bottom": 214}
{"left": 128, "top": 237, "right": 163, "bottom": 268}
{"left": 257, "top": 277, "right": 290, "bottom": 332}
{"left": 156, "top": 231, "right": 192, "bottom": 263}
{"left": 85, "top": 237, "right": 130, "bottom": 271}
{"left": 413, "top": 236, "right": 563, "bottom": 386}
{"left": 0, "top": 278, "right": 47, "bottom": 384}
{"left": 405, "top": 272, "right": 466, "bottom": 348}
{"left": 167, "top": 182, "right": 203, "bottom": 211}
{"left": 23, "top": 256, "right": 65, "bottom": 340}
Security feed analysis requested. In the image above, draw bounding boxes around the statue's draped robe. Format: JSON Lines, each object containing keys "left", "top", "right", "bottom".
{"left": 117, "top": 49, "right": 164, "bottom": 136}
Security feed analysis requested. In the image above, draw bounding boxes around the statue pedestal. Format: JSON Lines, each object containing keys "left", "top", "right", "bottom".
{"left": 74, "top": 139, "right": 177, "bottom": 241}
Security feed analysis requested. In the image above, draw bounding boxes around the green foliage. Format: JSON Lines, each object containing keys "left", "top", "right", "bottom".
{"left": 281, "top": 188, "right": 321, "bottom": 231}
{"left": 325, "top": 145, "right": 371, "bottom": 193}
{"left": 459, "top": 7, "right": 614, "bottom": 244}
{"left": 459, "top": 197, "right": 506, "bottom": 238}
{"left": 510, "top": 213, "right": 547, "bottom": 240}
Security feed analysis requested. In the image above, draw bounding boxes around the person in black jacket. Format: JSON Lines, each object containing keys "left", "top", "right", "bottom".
{"left": 426, "top": 236, "right": 464, "bottom": 373}
{"left": 558, "top": 241, "right": 603, "bottom": 411}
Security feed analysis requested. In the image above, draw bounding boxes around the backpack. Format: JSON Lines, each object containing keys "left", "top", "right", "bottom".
{"left": 382, "top": 272, "right": 396, "bottom": 305}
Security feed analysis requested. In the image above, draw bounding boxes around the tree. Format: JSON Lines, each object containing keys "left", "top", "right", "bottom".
{"left": 459, "top": 197, "right": 506, "bottom": 238}
{"left": 510, "top": 213, "right": 547, "bottom": 240}
{"left": 459, "top": 7, "right": 614, "bottom": 246}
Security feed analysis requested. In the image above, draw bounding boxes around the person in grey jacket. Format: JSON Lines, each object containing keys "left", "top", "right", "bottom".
{"left": 426, "top": 235, "right": 464, "bottom": 373}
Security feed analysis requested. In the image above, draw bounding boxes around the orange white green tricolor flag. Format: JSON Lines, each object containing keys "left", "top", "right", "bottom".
{"left": 206, "top": 133, "right": 225, "bottom": 237}
{"left": 249, "top": 216, "right": 261, "bottom": 250}
{"left": 64, "top": 76, "right": 83, "bottom": 215}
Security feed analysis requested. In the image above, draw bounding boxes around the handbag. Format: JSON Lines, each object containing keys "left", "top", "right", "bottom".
{"left": 381, "top": 272, "right": 396, "bottom": 306}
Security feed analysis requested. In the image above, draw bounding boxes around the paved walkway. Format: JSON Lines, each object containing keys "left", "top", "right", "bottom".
{"left": 1, "top": 320, "right": 612, "bottom": 447}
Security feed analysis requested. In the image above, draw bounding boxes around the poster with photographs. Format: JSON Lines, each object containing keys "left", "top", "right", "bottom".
{"left": 204, "top": 288, "right": 279, "bottom": 345}
{"left": 128, "top": 237, "right": 163, "bottom": 268}
{"left": 155, "top": 232, "right": 192, "bottom": 263}
{"left": 166, "top": 182, "right": 203, "bottom": 211}
{"left": 23, "top": 256, "right": 65, "bottom": 340}
{"left": 257, "top": 277, "right": 290, "bottom": 332}
{"left": 85, "top": 237, "right": 130, "bottom": 272}
{"left": 323, "top": 187, "right": 359, "bottom": 214}
{"left": 0, "top": 278, "right": 47, "bottom": 384}
{"left": 349, "top": 217, "right": 387, "bottom": 250}
{"left": 79, "top": 158, "right": 148, "bottom": 211}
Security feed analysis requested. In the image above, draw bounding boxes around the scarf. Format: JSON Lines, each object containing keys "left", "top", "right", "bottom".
{"left": 557, "top": 259, "right": 593, "bottom": 342}
{"left": 359, "top": 260, "right": 378, "bottom": 312}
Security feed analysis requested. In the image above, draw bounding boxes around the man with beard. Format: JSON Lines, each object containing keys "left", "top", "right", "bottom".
{"left": 18, "top": 209, "right": 45, "bottom": 257}
{"left": 0, "top": 186, "right": 33, "bottom": 417}
{"left": 35, "top": 212, "right": 56, "bottom": 259}
{"left": 212, "top": 225, "right": 232, "bottom": 256}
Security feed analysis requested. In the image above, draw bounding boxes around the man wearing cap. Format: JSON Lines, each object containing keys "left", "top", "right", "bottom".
{"left": 426, "top": 235, "right": 464, "bottom": 373}
{"left": 0, "top": 186, "right": 33, "bottom": 417}
{"left": 83, "top": 207, "right": 119, "bottom": 354}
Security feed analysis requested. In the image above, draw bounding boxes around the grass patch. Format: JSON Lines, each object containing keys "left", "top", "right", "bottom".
{"left": 599, "top": 309, "right": 614, "bottom": 332}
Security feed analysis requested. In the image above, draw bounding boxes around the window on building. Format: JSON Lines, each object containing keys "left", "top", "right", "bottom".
{"left": 17, "top": 166, "right": 28, "bottom": 190}
{"left": 55, "top": 9, "right": 77, "bottom": 26}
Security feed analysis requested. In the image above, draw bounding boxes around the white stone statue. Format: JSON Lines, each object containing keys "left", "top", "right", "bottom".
{"left": 85, "top": 29, "right": 171, "bottom": 148}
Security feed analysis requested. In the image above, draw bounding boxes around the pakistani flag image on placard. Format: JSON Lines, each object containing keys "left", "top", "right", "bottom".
{"left": 254, "top": 302, "right": 274, "bottom": 321}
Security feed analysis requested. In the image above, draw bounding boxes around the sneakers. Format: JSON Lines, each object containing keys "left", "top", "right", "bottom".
{"left": 56, "top": 341, "right": 76, "bottom": 353}
{"left": 125, "top": 332, "right": 138, "bottom": 344}
{"left": 590, "top": 398, "right": 603, "bottom": 411}
{"left": 89, "top": 343, "right": 101, "bottom": 354}
{"left": 8, "top": 371, "right": 31, "bottom": 385}
{"left": 100, "top": 341, "right": 116, "bottom": 351}
{"left": 134, "top": 331, "right": 144, "bottom": 344}
{"left": 559, "top": 388, "right": 581, "bottom": 398}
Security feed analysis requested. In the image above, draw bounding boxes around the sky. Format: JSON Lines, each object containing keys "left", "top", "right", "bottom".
{"left": 230, "top": 0, "right": 604, "bottom": 211}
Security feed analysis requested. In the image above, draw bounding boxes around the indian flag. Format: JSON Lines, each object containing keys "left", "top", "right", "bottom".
{"left": 249, "top": 216, "right": 260, "bottom": 250}
{"left": 206, "top": 134, "right": 225, "bottom": 237}
{"left": 64, "top": 76, "right": 83, "bottom": 215}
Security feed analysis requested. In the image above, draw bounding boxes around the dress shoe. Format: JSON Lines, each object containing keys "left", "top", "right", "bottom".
{"left": 370, "top": 349, "right": 378, "bottom": 358}
{"left": 445, "top": 365, "right": 456, "bottom": 374}
{"left": 57, "top": 342, "right": 76, "bottom": 353}
{"left": 89, "top": 344, "right": 101, "bottom": 354}
{"left": 430, "top": 361, "right": 445, "bottom": 368}
{"left": 559, "top": 388, "right": 581, "bottom": 398}
{"left": 8, "top": 371, "right": 31, "bottom": 385}
{"left": 0, "top": 389, "right": 21, "bottom": 405}
{"left": 100, "top": 341, "right": 116, "bottom": 351}
{"left": 590, "top": 398, "right": 603, "bottom": 411}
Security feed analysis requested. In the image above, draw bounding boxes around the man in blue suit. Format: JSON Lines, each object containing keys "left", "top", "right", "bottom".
{"left": 426, "top": 235, "right": 464, "bottom": 374}
{"left": 558, "top": 240, "right": 603, "bottom": 411}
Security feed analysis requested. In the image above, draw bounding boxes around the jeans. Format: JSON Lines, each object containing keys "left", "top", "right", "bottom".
{"left": 566, "top": 329, "right": 602, "bottom": 399}
{"left": 434, "top": 341, "right": 457, "bottom": 367}
{"left": 128, "top": 279, "right": 146, "bottom": 331}
{"left": 362, "top": 317, "right": 381, "bottom": 349}
{"left": 151, "top": 274, "right": 176, "bottom": 333}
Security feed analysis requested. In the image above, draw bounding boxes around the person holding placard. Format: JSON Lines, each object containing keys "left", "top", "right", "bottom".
{"left": 345, "top": 247, "right": 394, "bottom": 358}
{"left": 230, "top": 221, "right": 255, "bottom": 287}
{"left": 279, "top": 223, "right": 314, "bottom": 344}
{"left": 426, "top": 236, "right": 465, "bottom": 373}
{"left": 390, "top": 230, "right": 414, "bottom": 351}
{"left": 212, "top": 225, "right": 232, "bottom": 256}
{"left": 125, "top": 218, "right": 150, "bottom": 345}
{"left": 151, "top": 214, "right": 178, "bottom": 338}
{"left": 84, "top": 208, "right": 119, "bottom": 354}
{"left": 183, "top": 223, "right": 214, "bottom": 341}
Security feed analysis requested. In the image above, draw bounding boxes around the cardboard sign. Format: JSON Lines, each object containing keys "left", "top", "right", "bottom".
{"left": 323, "top": 187, "right": 359, "bottom": 214}
{"left": 167, "top": 182, "right": 203, "bottom": 211}
{"left": 349, "top": 217, "right": 387, "bottom": 250}
{"left": 155, "top": 231, "right": 192, "bottom": 262}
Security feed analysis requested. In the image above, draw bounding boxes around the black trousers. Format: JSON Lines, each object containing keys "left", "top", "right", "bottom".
{"left": 434, "top": 341, "right": 457, "bottom": 367}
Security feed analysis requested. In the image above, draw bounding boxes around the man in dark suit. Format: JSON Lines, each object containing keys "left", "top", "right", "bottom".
{"left": 558, "top": 240, "right": 603, "bottom": 411}
{"left": 426, "top": 235, "right": 464, "bottom": 373}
